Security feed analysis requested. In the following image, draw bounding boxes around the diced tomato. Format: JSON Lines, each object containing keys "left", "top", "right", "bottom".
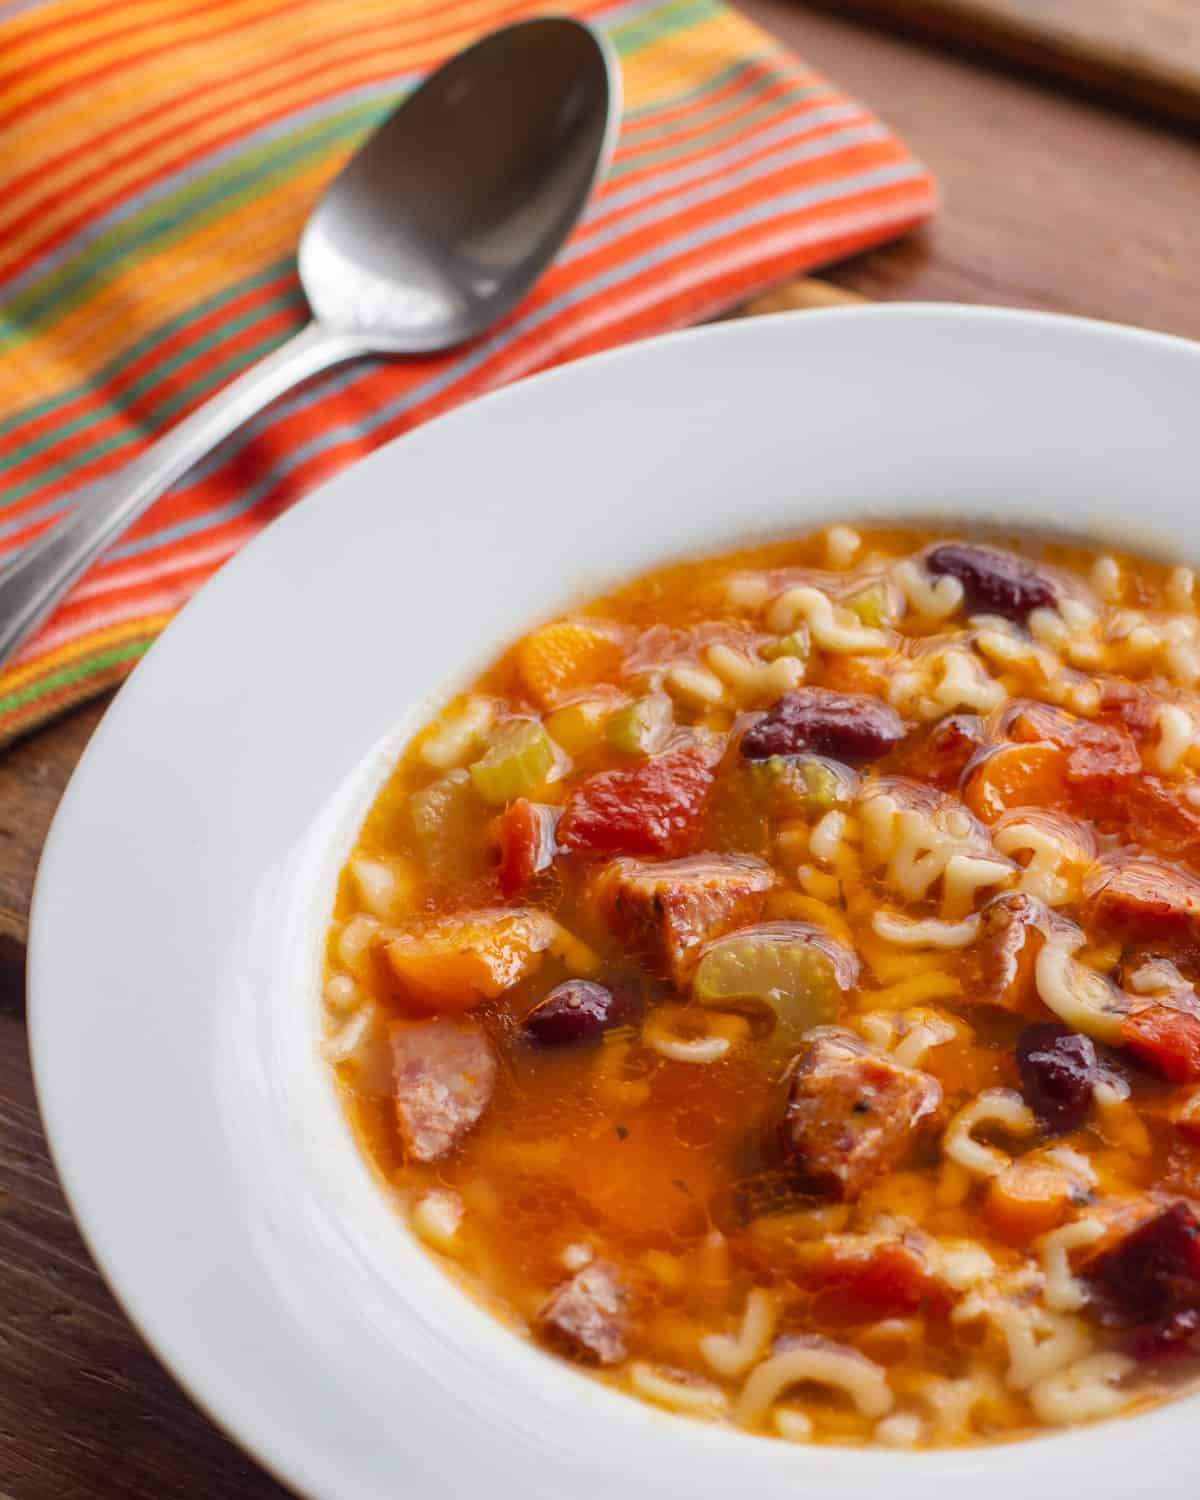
{"left": 557, "top": 742, "right": 721, "bottom": 859}
{"left": 802, "top": 1239, "right": 949, "bottom": 1323}
{"left": 1004, "top": 703, "right": 1200, "bottom": 868}
{"left": 963, "top": 742, "right": 1068, "bottom": 822}
{"left": 494, "top": 799, "right": 560, "bottom": 898}
{"left": 1096, "top": 677, "right": 1160, "bottom": 740}
{"left": 1122, "top": 1006, "right": 1200, "bottom": 1084}
{"left": 1064, "top": 725, "right": 1142, "bottom": 800}
{"left": 1120, "top": 778, "right": 1200, "bottom": 871}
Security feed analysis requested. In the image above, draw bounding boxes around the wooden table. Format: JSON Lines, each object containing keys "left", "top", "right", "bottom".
{"left": 3, "top": 5, "right": 1199, "bottom": 1495}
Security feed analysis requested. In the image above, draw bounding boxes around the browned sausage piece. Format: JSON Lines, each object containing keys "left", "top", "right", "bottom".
{"left": 391, "top": 1017, "right": 496, "bottom": 1163}
{"left": 968, "top": 891, "right": 1050, "bottom": 1014}
{"left": 780, "top": 1027, "right": 943, "bottom": 1201}
{"left": 537, "top": 1261, "right": 628, "bottom": 1365}
{"left": 1087, "top": 858, "right": 1200, "bottom": 946}
{"left": 592, "top": 852, "right": 775, "bottom": 988}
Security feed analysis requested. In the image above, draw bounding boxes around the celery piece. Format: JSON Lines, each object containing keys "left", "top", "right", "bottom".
{"left": 694, "top": 923, "right": 854, "bottom": 1054}
{"left": 606, "top": 693, "right": 673, "bottom": 755}
{"left": 746, "top": 755, "right": 853, "bottom": 817}
{"left": 469, "top": 719, "right": 556, "bottom": 805}
{"left": 545, "top": 697, "right": 614, "bottom": 756}
{"left": 797, "top": 758, "right": 842, "bottom": 814}
{"left": 845, "top": 583, "right": 893, "bottom": 629}
{"left": 761, "top": 628, "right": 810, "bottom": 665}
{"left": 409, "top": 770, "right": 487, "bottom": 881}
{"left": 410, "top": 769, "right": 470, "bottom": 840}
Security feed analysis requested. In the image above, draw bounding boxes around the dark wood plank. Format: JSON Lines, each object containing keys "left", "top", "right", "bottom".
{"left": 3, "top": 9, "right": 1200, "bottom": 1497}
{"left": 806, "top": 0, "right": 1200, "bottom": 129}
{"left": 765, "top": 0, "right": 1200, "bottom": 336}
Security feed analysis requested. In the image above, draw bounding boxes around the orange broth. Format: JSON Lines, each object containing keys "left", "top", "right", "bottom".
{"left": 323, "top": 525, "right": 1200, "bottom": 1446}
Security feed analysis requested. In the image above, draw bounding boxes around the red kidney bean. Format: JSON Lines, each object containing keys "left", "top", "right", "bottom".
{"left": 926, "top": 542, "right": 1056, "bottom": 622}
{"left": 740, "top": 688, "right": 903, "bottom": 765}
{"left": 1015, "top": 1022, "right": 1097, "bottom": 1134}
{"left": 520, "top": 980, "right": 637, "bottom": 1047}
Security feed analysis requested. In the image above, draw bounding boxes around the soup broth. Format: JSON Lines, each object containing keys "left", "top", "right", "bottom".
{"left": 323, "top": 525, "right": 1200, "bottom": 1447}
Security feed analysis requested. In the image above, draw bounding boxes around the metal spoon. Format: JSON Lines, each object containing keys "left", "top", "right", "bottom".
{"left": 0, "top": 17, "right": 619, "bottom": 667}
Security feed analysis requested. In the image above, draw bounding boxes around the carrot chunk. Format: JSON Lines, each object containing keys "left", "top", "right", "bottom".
{"left": 383, "top": 909, "right": 558, "bottom": 1013}
{"left": 517, "top": 621, "right": 624, "bottom": 709}
{"left": 963, "top": 743, "right": 1068, "bottom": 822}
{"left": 1122, "top": 1006, "right": 1200, "bottom": 1084}
{"left": 983, "top": 1159, "right": 1079, "bottom": 1243}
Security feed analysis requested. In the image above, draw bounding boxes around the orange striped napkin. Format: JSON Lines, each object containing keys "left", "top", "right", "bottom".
{"left": 0, "top": 0, "right": 934, "bottom": 746}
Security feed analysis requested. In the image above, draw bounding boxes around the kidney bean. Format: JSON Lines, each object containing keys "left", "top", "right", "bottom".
{"left": 926, "top": 542, "right": 1056, "bottom": 622}
{"left": 520, "top": 980, "right": 637, "bottom": 1047}
{"left": 740, "top": 688, "right": 903, "bottom": 766}
{"left": 1016, "top": 1022, "right": 1098, "bottom": 1134}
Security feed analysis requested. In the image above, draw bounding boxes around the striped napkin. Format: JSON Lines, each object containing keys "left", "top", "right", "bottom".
{"left": 0, "top": 0, "right": 934, "bottom": 746}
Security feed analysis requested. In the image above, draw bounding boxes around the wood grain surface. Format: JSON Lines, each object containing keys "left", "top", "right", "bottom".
{"left": 808, "top": 0, "right": 1200, "bottom": 128}
{"left": 3, "top": 4, "right": 1200, "bottom": 1496}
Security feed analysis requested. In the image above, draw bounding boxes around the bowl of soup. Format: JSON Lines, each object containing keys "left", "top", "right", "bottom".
{"left": 29, "top": 306, "right": 1200, "bottom": 1499}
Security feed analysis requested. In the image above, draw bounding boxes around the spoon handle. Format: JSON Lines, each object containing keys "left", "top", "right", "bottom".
{"left": 0, "top": 319, "right": 364, "bottom": 670}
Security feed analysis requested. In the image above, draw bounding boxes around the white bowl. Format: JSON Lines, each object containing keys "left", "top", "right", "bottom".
{"left": 30, "top": 306, "right": 1200, "bottom": 1500}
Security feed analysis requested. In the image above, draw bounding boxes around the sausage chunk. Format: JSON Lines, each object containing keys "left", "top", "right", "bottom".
{"left": 973, "top": 892, "right": 1044, "bottom": 1012}
{"left": 895, "top": 712, "right": 986, "bottom": 791}
{"left": 592, "top": 852, "right": 775, "bottom": 988}
{"left": 780, "top": 1027, "right": 943, "bottom": 1201}
{"left": 537, "top": 1261, "right": 628, "bottom": 1365}
{"left": 391, "top": 1018, "right": 496, "bottom": 1163}
{"left": 965, "top": 891, "right": 1065, "bottom": 1014}
{"left": 1087, "top": 859, "right": 1200, "bottom": 946}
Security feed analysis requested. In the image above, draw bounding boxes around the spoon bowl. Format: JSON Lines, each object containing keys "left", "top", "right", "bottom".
{"left": 300, "top": 17, "right": 620, "bottom": 349}
{"left": 0, "top": 17, "right": 620, "bottom": 665}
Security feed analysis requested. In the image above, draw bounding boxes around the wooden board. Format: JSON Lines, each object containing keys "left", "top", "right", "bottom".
{"left": 808, "top": 0, "right": 1200, "bottom": 127}
{"left": 2, "top": 5, "right": 1200, "bottom": 1494}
